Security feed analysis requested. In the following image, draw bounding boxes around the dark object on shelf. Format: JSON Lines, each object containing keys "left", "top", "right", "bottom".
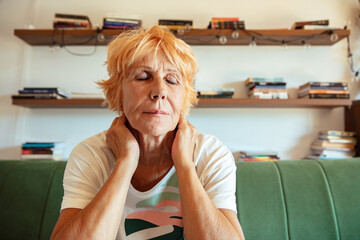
{"left": 197, "top": 89, "right": 234, "bottom": 98}
{"left": 291, "top": 19, "right": 329, "bottom": 29}
{"left": 53, "top": 13, "right": 91, "bottom": 29}
{"left": 298, "top": 82, "right": 349, "bottom": 99}
{"left": 103, "top": 17, "right": 141, "bottom": 30}
{"left": 13, "top": 87, "right": 70, "bottom": 99}
{"left": 207, "top": 17, "right": 245, "bottom": 30}
{"left": 158, "top": 19, "right": 193, "bottom": 26}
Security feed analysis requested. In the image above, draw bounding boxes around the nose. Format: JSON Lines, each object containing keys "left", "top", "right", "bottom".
{"left": 150, "top": 78, "right": 167, "bottom": 100}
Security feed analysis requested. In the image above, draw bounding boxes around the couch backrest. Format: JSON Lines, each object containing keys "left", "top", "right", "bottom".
{"left": 1, "top": 159, "right": 360, "bottom": 240}
{"left": 0, "top": 160, "right": 66, "bottom": 240}
{"left": 236, "top": 159, "right": 360, "bottom": 240}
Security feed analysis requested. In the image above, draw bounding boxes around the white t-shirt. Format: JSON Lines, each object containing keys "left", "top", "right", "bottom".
{"left": 61, "top": 131, "right": 237, "bottom": 239}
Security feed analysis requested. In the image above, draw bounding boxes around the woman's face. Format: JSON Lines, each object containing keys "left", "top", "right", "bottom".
{"left": 121, "top": 54, "right": 185, "bottom": 137}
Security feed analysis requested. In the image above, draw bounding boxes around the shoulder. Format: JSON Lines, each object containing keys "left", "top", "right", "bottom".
{"left": 70, "top": 131, "right": 113, "bottom": 159}
{"left": 194, "top": 133, "right": 235, "bottom": 173}
{"left": 66, "top": 131, "right": 116, "bottom": 179}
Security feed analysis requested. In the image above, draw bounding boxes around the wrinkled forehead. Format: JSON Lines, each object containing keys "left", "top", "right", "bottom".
{"left": 128, "top": 51, "right": 180, "bottom": 74}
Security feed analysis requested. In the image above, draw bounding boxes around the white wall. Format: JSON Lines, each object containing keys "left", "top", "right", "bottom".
{"left": 1, "top": 0, "right": 360, "bottom": 160}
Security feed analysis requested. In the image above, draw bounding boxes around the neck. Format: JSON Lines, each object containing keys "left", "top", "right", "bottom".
{"left": 128, "top": 123, "right": 175, "bottom": 166}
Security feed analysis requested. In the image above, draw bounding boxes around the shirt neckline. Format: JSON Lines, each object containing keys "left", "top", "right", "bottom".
{"left": 129, "top": 166, "right": 176, "bottom": 197}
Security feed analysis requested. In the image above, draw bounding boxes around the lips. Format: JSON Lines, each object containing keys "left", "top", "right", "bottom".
{"left": 144, "top": 110, "right": 169, "bottom": 115}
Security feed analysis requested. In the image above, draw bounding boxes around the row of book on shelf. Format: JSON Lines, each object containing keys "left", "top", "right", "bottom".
{"left": 197, "top": 78, "right": 350, "bottom": 99}
{"left": 12, "top": 87, "right": 104, "bottom": 99}
{"left": 20, "top": 130, "right": 357, "bottom": 161}
{"left": 234, "top": 130, "right": 357, "bottom": 162}
{"left": 21, "top": 142, "right": 65, "bottom": 160}
{"left": 52, "top": 13, "right": 334, "bottom": 32}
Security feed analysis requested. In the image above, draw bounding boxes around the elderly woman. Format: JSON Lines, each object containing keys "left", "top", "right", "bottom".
{"left": 51, "top": 26, "right": 244, "bottom": 240}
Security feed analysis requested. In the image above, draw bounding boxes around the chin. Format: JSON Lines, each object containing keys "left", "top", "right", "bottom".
{"left": 136, "top": 122, "right": 177, "bottom": 137}
{"left": 141, "top": 126, "right": 175, "bottom": 137}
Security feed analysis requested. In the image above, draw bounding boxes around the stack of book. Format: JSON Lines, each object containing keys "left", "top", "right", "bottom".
{"left": 245, "top": 77, "right": 288, "bottom": 99}
{"left": 291, "top": 19, "right": 330, "bottom": 30}
{"left": 298, "top": 82, "right": 349, "bottom": 99}
{"left": 12, "top": 87, "right": 70, "bottom": 99}
{"left": 306, "top": 130, "right": 356, "bottom": 160}
{"left": 236, "top": 151, "right": 280, "bottom": 162}
{"left": 21, "top": 142, "right": 65, "bottom": 160}
{"left": 53, "top": 13, "right": 91, "bottom": 29}
{"left": 197, "top": 88, "right": 234, "bottom": 98}
{"left": 158, "top": 19, "right": 193, "bottom": 30}
{"left": 208, "top": 17, "right": 245, "bottom": 30}
{"left": 103, "top": 17, "right": 141, "bottom": 29}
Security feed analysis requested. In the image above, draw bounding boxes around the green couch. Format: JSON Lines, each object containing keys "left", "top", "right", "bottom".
{"left": 0, "top": 159, "right": 359, "bottom": 240}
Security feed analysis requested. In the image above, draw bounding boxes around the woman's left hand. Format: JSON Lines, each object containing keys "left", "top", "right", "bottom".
{"left": 171, "top": 115, "right": 198, "bottom": 169}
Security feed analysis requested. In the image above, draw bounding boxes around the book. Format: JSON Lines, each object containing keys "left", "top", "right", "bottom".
{"left": 299, "top": 93, "right": 350, "bottom": 99}
{"left": 55, "top": 13, "right": 90, "bottom": 20}
{"left": 21, "top": 142, "right": 65, "bottom": 161}
{"left": 197, "top": 89, "right": 234, "bottom": 98}
{"left": 299, "top": 81, "right": 348, "bottom": 90}
{"left": 311, "top": 148, "right": 355, "bottom": 158}
{"left": 311, "top": 140, "right": 355, "bottom": 150}
{"left": 22, "top": 142, "right": 65, "bottom": 148}
{"left": 19, "top": 87, "right": 70, "bottom": 98}
{"left": 249, "top": 91, "right": 288, "bottom": 99}
{"left": 318, "top": 135, "right": 357, "bottom": 144}
{"left": 298, "top": 89, "right": 349, "bottom": 98}
{"left": 103, "top": 17, "right": 141, "bottom": 29}
{"left": 236, "top": 151, "right": 279, "bottom": 162}
{"left": 12, "top": 93, "right": 58, "bottom": 99}
{"left": 249, "top": 85, "right": 287, "bottom": 90}
{"left": 158, "top": 19, "right": 193, "bottom": 26}
{"left": 245, "top": 77, "right": 284, "bottom": 86}
{"left": 54, "top": 13, "right": 91, "bottom": 29}
{"left": 300, "top": 89, "right": 348, "bottom": 94}
{"left": 319, "top": 130, "right": 356, "bottom": 137}
{"left": 302, "top": 25, "right": 337, "bottom": 30}
{"left": 104, "top": 17, "right": 140, "bottom": 24}
{"left": 208, "top": 17, "right": 245, "bottom": 30}
{"left": 291, "top": 20, "right": 329, "bottom": 29}
{"left": 298, "top": 81, "right": 350, "bottom": 99}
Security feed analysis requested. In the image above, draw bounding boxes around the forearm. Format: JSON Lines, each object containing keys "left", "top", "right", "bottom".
{"left": 176, "top": 164, "right": 243, "bottom": 240}
{"left": 52, "top": 159, "right": 133, "bottom": 240}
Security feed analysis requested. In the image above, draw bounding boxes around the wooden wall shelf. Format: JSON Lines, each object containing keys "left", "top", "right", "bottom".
{"left": 12, "top": 98, "right": 352, "bottom": 109}
{"left": 14, "top": 28, "right": 350, "bottom": 46}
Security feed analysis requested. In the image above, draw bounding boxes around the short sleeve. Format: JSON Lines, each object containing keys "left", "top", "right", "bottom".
{"left": 195, "top": 134, "right": 237, "bottom": 213}
{"left": 61, "top": 139, "right": 112, "bottom": 210}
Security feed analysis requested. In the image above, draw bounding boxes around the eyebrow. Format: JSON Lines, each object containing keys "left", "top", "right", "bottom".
{"left": 135, "top": 65, "right": 180, "bottom": 74}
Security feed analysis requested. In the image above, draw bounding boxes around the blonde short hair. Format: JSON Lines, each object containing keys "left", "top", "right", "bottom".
{"left": 97, "top": 25, "right": 198, "bottom": 115}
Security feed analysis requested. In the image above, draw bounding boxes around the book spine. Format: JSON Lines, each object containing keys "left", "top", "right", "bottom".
{"left": 158, "top": 20, "right": 193, "bottom": 26}
{"left": 55, "top": 13, "right": 89, "bottom": 20}
{"left": 211, "top": 17, "right": 240, "bottom": 21}
{"left": 306, "top": 93, "right": 350, "bottom": 99}
{"left": 294, "top": 20, "right": 329, "bottom": 29}
{"left": 307, "top": 89, "right": 349, "bottom": 94}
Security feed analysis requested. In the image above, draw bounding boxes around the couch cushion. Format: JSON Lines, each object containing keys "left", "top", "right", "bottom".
{"left": 319, "top": 159, "right": 360, "bottom": 240}
{"left": 236, "top": 159, "right": 360, "bottom": 240}
{"left": 0, "top": 160, "right": 66, "bottom": 240}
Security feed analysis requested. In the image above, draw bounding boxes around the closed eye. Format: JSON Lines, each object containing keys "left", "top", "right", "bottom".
{"left": 166, "top": 74, "right": 180, "bottom": 85}
{"left": 136, "top": 72, "right": 151, "bottom": 81}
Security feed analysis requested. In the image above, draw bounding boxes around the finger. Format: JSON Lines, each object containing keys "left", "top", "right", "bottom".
{"left": 119, "top": 114, "right": 127, "bottom": 124}
{"left": 109, "top": 117, "right": 120, "bottom": 129}
{"left": 178, "top": 114, "right": 187, "bottom": 128}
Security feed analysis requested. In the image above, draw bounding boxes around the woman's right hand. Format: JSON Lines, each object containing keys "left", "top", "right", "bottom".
{"left": 106, "top": 115, "right": 140, "bottom": 173}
